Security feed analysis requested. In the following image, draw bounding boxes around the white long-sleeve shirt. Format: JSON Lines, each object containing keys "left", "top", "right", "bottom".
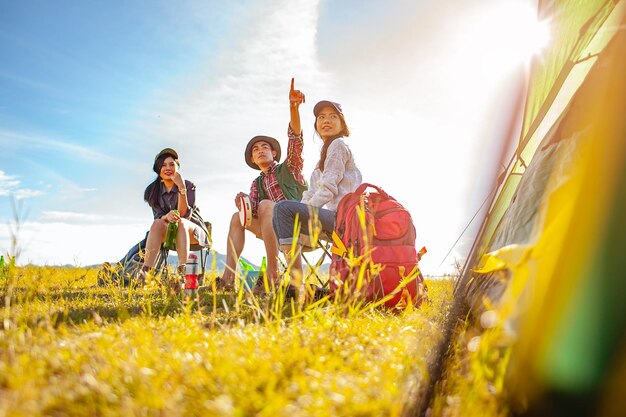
{"left": 301, "top": 138, "right": 362, "bottom": 211}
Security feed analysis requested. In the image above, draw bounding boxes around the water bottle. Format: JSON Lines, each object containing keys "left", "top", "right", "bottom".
{"left": 239, "top": 258, "right": 255, "bottom": 289}
{"left": 259, "top": 256, "right": 267, "bottom": 280}
{"left": 238, "top": 258, "right": 255, "bottom": 271}
{"left": 184, "top": 253, "right": 199, "bottom": 296}
{"left": 163, "top": 209, "right": 179, "bottom": 250}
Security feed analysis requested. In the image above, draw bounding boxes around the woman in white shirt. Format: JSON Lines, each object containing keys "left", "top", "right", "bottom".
{"left": 272, "top": 99, "right": 362, "bottom": 286}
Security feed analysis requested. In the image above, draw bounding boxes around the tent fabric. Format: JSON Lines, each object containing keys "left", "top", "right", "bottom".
{"left": 513, "top": 29, "right": 626, "bottom": 414}
{"left": 467, "top": 22, "right": 626, "bottom": 415}
{"left": 462, "top": 105, "right": 578, "bottom": 318}
{"left": 522, "top": 0, "right": 615, "bottom": 143}
{"left": 487, "top": 115, "right": 575, "bottom": 252}
{"left": 459, "top": 1, "right": 626, "bottom": 414}
{"left": 474, "top": 0, "right": 624, "bottom": 258}
{"left": 529, "top": 26, "right": 626, "bottom": 392}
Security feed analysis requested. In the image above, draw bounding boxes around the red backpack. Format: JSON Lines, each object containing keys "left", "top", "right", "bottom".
{"left": 329, "top": 183, "right": 427, "bottom": 309}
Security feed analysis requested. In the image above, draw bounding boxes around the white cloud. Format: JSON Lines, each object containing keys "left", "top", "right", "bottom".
{"left": 40, "top": 211, "right": 104, "bottom": 223}
{"left": 39, "top": 211, "right": 144, "bottom": 225}
{"left": 13, "top": 189, "right": 45, "bottom": 199}
{"left": 0, "top": 129, "right": 134, "bottom": 168}
{"left": 0, "top": 170, "right": 44, "bottom": 200}
{"left": 0, "top": 220, "right": 150, "bottom": 266}
{"left": 0, "top": 171, "right": 20, "bottom": 192}
{"left": 138, "top": 0, "right": 328, "bottom": 162}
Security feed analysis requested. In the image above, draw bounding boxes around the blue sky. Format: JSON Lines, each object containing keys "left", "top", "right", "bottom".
{"left": 1, "top": 1, "right": 228, "bottom": 196}
{"left": 0, "top": 0, "right": 543, "bottom": 274}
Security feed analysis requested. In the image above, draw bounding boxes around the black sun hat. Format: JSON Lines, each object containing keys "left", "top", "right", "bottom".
{"left": 244, "top": 136, "right": 281, "bottom": 170}
{"left": 153, "top": 148, "right": 179, "bottom": 173}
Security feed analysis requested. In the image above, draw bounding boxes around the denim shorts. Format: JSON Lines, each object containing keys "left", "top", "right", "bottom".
{"left": 272, "top": 200, "right": 335, "bottom": 246}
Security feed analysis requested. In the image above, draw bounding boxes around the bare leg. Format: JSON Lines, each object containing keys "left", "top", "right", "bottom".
{"left": 184, "top": 219, "right": 200, "bottom": 247}
{"left": 144, "top": 219, "right": 167, "bottom": 268}
{"left": 257, "top": 200, "right": 280, "bottom": 284}
{"left": 280, "top": 243, "right": 303, "bottom": 286}
{"left": 175, "top": 220, "right": 190, "bottom": 265}
{"left": 222, "top": 212, "right": 246, "bottom": 285}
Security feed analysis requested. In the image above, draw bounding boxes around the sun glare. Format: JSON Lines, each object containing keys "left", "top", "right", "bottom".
{"left": 472, "top": 2, "right": 551, "bottom": 71}
{"left": 508, "top": 8, "right": 551, "bottom": 61}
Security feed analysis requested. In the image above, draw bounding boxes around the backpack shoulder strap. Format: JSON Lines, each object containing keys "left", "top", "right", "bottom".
{"left": 335, "top": 187, "right": 364, "bottom": 228}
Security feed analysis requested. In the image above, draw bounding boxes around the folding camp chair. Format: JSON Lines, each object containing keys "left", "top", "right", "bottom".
{"left": 98, "top": 221, "right": 212, "bottom": 288}
{"left": 298, "top": 232, "right": 333, "bottom": 288}
{"left": 97, "top": 233, "right": 163, "bottom": 287}
{"left": 159, "top": 221, "right": 212, "bottom": 285}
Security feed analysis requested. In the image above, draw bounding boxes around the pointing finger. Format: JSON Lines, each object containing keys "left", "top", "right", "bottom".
{"left": 290, "top": 77, "right": 295, "bottom": 92}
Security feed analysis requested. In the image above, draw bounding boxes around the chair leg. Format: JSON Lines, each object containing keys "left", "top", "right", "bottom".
{"left": 198, "top": 248, "right": 209, "bottom": 286}
{"left": 316, "top": 242, "right": 332, "bottom": 288}
{"left": 302, "top": 242, "right": 331, "bottom": 288}
{"left": 302, "top": 254, "right": 325, "bottom": 287}
{"left": 278, "top": 256, "right": 287, "bottom": 273}
{"left": 155, "top": 248, "right": 169, "bottom": 279}
{"left": 319, "top": 242, "right": 332, "bottom": 260}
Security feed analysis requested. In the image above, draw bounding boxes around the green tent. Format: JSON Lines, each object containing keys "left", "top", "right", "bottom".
{"left": 460, "top": 1, "right": 626, "bottom": 415}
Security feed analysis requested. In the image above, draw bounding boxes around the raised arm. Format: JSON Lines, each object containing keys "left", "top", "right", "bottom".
{"left": 289, "top": 77, "right": 305, "bottom": 135}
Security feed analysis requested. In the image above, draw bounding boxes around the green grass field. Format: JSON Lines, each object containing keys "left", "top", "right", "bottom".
{"left": 0, "top": 264, "right": 464, "bottom": 417}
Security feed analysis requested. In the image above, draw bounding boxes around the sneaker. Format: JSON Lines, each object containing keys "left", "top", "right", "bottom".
{"left": 166, "top": 265, "right": 185, "bottom": 294}
{"left": 313, "top": 286, "right": 331, "bottom": 301}
{"left": 214, "top": 276, "right": 236, "bottom": 292}
{"left": 136, "top": 268, "right": 154, "bottom": 288}
{"left": 251, "top": 275, "right": 270, "bottom": 296}
{"left": 168, "top": 278, "right": 183, "bottom": 294}
{"left": 284, "top": 284, "right": 297, "bottom": 299}
{"left": 251, "top": 275, "right": 289, "bottom": 297}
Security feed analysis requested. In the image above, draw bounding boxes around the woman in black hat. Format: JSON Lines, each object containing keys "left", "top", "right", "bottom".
{"left": 140, "top": 148, "right": 210, "bottom": 286}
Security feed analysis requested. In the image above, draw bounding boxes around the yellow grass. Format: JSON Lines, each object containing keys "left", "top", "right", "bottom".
{"left": 429, "top": 319, "right": 513, "bottom": 417}
{"left": 0, "top": 264, "right": 455, "bottom": 416}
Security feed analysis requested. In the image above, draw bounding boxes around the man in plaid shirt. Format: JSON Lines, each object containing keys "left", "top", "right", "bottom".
{"left": 219, "top": 79, "right": 307, "bottom": 291}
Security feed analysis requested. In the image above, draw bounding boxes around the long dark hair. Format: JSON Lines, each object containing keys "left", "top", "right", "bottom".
{"left": 315, "top": 112, "right": 350, "bottom": 172}
{"left": 144, "top": 178, "right": 162, "bottom": 210}
{"left": 144, "top": 153, "right": 179, "bottom": 209}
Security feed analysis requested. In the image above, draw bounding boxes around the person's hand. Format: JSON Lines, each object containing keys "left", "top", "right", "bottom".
{"left": 235, "top": 192, "right": 248, "bottom": 209}
{"left": 289, "top": 78, "right": 305, "bottom": 108}
{"left": 173, "top": 172, "right": 185, "bottom": 190}
{"left": 165, "top": 210, "right": 181, "bottom": 223}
